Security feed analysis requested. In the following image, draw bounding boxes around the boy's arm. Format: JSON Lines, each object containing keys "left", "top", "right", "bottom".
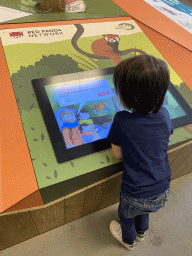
{"left": 111, "top": 143, "right": 123, "bottom": 160}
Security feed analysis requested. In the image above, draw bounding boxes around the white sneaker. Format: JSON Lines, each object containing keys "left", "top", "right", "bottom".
{"left": 136, "top": 232, "right": 146, "bottom": 242}
{"left": 65, "top": 0, "right": 86, "bottom": 12}
{"left": 109, "top": 220, "right": 135, "bottom": 250}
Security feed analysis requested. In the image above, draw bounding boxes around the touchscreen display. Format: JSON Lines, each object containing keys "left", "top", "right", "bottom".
{"left": 164, "top": 90, "right": 187, "bottom": 119}
{"left": 45, "top": 75, "right": 117, "bottom": 149}
{"left": 44, "top": 74, "right": 187, "bottom": 150}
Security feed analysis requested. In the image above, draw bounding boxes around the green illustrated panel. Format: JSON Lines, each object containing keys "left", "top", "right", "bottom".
{"left": 0, "top": 0, "right": 128, "bottom": 24}
{"left": 0, "top": 19, "right": 192, "bottom": 203}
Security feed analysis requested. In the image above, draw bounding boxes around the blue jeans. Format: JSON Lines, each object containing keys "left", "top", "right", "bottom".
{"left": 118, "top": 188, "right": 170, "bottom": 245}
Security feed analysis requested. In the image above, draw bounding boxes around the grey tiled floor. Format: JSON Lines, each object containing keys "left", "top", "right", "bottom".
{"left": 1, "top": 172, "right": 192, "bottom": 256}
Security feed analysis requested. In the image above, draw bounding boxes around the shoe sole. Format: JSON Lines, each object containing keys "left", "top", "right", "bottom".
{"left": 110, "top": 220, "right": 135, "bottom": 250}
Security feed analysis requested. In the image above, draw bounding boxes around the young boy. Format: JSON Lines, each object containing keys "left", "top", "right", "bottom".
{"left": 106, "top": 55, "right": 174, "bottom": 251}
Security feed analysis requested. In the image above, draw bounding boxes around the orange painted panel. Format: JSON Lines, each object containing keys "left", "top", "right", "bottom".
{"left": 0, "top": 39, "right": 42, "bottom": 212}
{"left": 113, "top": 0, "right": 192, "bottom": 51}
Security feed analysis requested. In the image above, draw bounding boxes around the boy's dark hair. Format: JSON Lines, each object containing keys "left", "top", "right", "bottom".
{"left": 113, "top": 55, "right": 170, "bottom": 114}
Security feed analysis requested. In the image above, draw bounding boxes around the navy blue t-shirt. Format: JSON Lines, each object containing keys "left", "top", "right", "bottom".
{"left": 106, "top": 107, "right": 174, "bottom": 199}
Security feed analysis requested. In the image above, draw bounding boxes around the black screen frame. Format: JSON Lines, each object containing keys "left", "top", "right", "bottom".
{"left": 32, "top": 67, "right": 192, "bottom": 164}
